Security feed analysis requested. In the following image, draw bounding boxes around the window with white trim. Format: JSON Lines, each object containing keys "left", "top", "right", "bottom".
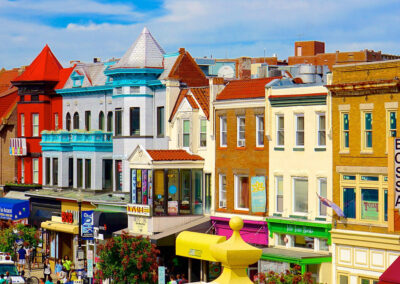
{"left": 220, "top": 116, "right": 227, "bottom": 147}
{"left": 276, "top": 176, "right": 283, "bottom": 213}
{"left": 219, "top": 174, "right": 227, "bottom": 209}
{"left": 234, "top": 175, "right": 249, "bottom": 210}
{"left": 318, "top": 178, "right": 327, "bottom": 216}
{"left": 183, "top": 120, "right": 190, "bottom": 148}
{"left": 276, "top": 114, "right": 284, "bottom": 146}
{"left": 386, "top": 110, "right": 396, "bottom": 151}
{"left": 32, "top": 114, "right": 39, "bottom": 137}
{"left": 341, "top": 112, "right": 349, "bottom": 150}
{"left": 32, "top": 158, "right": 39, "bottom": 184}
{"left": 200, "top": 119, "right": 207, "bottom": 147}
{"left": 256, "top": 115, "right": 264, "bottom": 147}
{"left": 293, "top": 177, "right": 308, "bottom": 214}
{"left": 20, "top": 114, "right": 25, "bottom": 137}
{"left": 237, "top": 116, "right": 245, "bottom": 147}
{"left": 317, "top": 113, "right": 326, "bottom": 147}
{"left": 362, "top": 112, "right": 373, "bottom": 150}
{"left": 295, "top": 114, "right": 304, "bottom": 147}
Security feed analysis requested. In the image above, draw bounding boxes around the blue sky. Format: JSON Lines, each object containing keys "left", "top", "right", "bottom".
{"left": 0, "top": 0, "right": 400, "bottom": 69}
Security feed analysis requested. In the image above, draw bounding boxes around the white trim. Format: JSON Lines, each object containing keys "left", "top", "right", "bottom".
{"left": 256, "top": 115, "right": 264, "bottom": 147}
{"left": 292, "top": 176, "right": 308, "bottom": 215}
{"left": 199, "top": 118, "right": 207, "bottom": 148}
{"left": 32, "top": 158, "right": 39, "bottom": 184}
{"left": 276, "top": 114, "right": 284, "bottom": 147}
{"left": 213, "top": 98, "right": 265, "bottom": 109}
{"left": 234, "top": 174, "right": 250, "bottom": 211}
{"left": 295, "top": 113, "right": 304, "bottom": 147}
{"left": 32, "top": 113, "right": 39, "bottom": 137}
{"left": 237, "top": 116, "right": 245, "bottom": 147}
{"left": 219, "top": 174, "right": 227, "bottom": 209}
{"left": 20, "top": 113, "right": 25, "bottom": 137}
{"left": 316, "top": 112, "right": 326, "bottom": 147}
{"left": 318, "top": 177, "right": 327, "bottom": 217}
{"left": 182, "top": 119, "right": 191, "bottom": 149}
{"left": 220, "top": 116, "right": 227, "bottom": 147}
{"left": 275, "top": 175, "right": 283, "bottom": 213}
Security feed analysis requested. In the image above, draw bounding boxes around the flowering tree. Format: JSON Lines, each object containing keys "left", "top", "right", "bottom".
{"left": 254, "top": 265, "right": 314, "bottom": 284}
{"left": 96, "top": 232, "right": 159, "bottom": 284}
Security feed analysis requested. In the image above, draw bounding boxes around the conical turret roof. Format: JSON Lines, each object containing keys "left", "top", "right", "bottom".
{"left": 13, "top": 45, "right": 63, "bottom": 82}
{"left": 113, "top": 27, "right": 165, "bottom": 69}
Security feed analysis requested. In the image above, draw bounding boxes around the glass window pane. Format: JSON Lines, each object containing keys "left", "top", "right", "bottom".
{"left": 167, "top": 169, "right": 179, "bottom": 215}
{"left": 192, "top": 170, "right": 203, "bottom": 214}
{"left": 361, "top": 189, "right": 378, "bottom": 221}
{"left": 343, "top": 188, "right": 356, "bottom": 218}
{"left": 365, "top": 113, "right": 372, "bottom": 130}
{"left": 390, "top": 112, "right": 397, "bottom": 129}
{"left": 276, "top": 176, "right": 283, "bottom": 213}
{"left": 319, "top": 239, "right": 329, "bottom": 251}
{"left": 343, "top": 114, "right": 349, "bottom": 130}
{"left": 236, "top": 176, "right": 249, "bottom": 209}
{"left": 183, "top": 120, "right": 190, "bottom": 133}
{"left": 180, "top": 170, "right": 191, "bottom": 215}
{"left": 294, "top": 235, "right": 314, "bottom": 249}
{"left": 339, "top": 275, "right": 348, "bottom": 284}
{"left": 297, "top": 116, "right": 304, "bottom": 130}
{"left": 385, "top": 189, "right": 388, "bottom": 221}
{"left": 319, "top": 178, "right": 327, "bottom": 216}
{"left": 294, "top": 178, "right": 308, "bottom": 213}
{"left": 201, "top": 120, "right": 207, "bottom": 132}
{"left": 154, "top": 170, "right": 165, "bottom": 216}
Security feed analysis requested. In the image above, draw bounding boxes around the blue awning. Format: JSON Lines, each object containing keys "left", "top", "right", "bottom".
{"left": 0, "top": 198, "right": 29, "bottom": 220}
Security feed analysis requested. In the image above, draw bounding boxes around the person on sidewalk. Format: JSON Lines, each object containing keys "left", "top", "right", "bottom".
{"left": 62, "top": 256, "right": 72, "bottom": 279}
{"left": 55, "top": 259, "right": 63, "bottom": 278}
{"left": 43, "top": 258, "right": 51, "bottom": 281}
{"left": 17, "top": 247, "right": 27, "bottom": 272}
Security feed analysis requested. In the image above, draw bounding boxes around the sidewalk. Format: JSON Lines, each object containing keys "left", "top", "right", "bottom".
{"left": 22, "top": 267, "right": 57, "bottom": 282}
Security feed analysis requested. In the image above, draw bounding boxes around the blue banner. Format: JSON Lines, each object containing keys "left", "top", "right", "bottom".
{"left": 81, "top": 210, "right": 94, "bottom": 240}
{"left": 251, "top": 176, "right": 266, "bottom": 213}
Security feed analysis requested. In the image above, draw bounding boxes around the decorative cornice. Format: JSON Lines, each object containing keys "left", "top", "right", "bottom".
{"left": 326, "top": 79, "right": 400, "bottom": 96}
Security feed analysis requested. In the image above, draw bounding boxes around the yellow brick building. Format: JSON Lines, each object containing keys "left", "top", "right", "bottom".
{"left": 327, "top": 60, "right": 400, "bottom": 284}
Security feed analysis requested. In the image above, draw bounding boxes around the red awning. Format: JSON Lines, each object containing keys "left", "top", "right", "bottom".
{"left": 379, "top": 256, "right": 400, "bottom": 284}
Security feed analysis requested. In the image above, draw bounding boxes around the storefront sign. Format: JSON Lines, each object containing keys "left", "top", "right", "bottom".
{"left": 0, "top": 199, "right": 29, "bottom": 220}
{"left": 168, "top": 201, "right": 178, "bottom": 215}
{"left": 260, "top": 260, "right": 289, "bottom": 274}
{"left": 87, "top": 250, "right": 93, "bottom": 278}
{"left": 361, "top": 201, "right": 379, "bottom": 220}
{"left": 81, "top": 211, "right": 94, "bottom": 240}
{"left": 267, "top": 218, "right": 331, "bottom": 241}
{"left": 158, "top": 266, "right": 165, "bottom": 284}
{"left": 117, "top": 161, "right": 123, "bottom": 191}
{"left": 62, "top": 212, "right": 74, "bottom": 223}
{"left": 251, "top": 176, "right": 266, "bottom": 213}
{"left": 132, "top": 216, "right": 149, "bottom": 234}
{"left": 395, "top": 138, "right": 400, "bottom": 208}
{"left": 143, "top": 170, "right": 148, "bottom": 204}
{"left": 127, "top": 204, "right": 151, "bottom": 217}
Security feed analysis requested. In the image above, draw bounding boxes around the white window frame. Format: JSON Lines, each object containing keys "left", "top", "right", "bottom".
{"left": 256, "top": 115, "right": 264, "bottom": 147}
{"left": 237, "top": 116, "right": 245, "bottom": 147}
{"left": 295, "top": 114, "right": 304, "bottom": 147}
{"left": 386, "top": 110, "right": 397, "bottom": 152}
{"left": 182, "top": 119, "right": 190, "bottom": 148}
{"left": 220, "top": 116, "right": 227, "bottom": 147}
{"left": 318, "top": 177, "right": 327, "bottom": 217}
{"left": 341, "top": 112, "right": 350, "bottom": 151}
{"left": 234, "top": 174, "right": 249, "bottom": 211}
{"left": 20, "top": 114, "right": 25, "bottom": 137}
{"left": 275, "top": 176, "right": 283, "bottom": 213}
{"left": 32, "top": 113, "right": 39, "bottom": 137}
{"left": 21, "top": 158, "right": 25, "bottom": 183}
{"left": 276, "top": 114, "right": 284, "bottom": 147}
{"left": 292, "top": 177, "right": 308, "bottom": 215}
{"left": 32, "top": 158, "right": 39, "bottom": 184}
{"left": 362, "top": 111, "right": 373, "bottom": 150}
{"left": 317, "top": 112, "right": 326, "bottom": 147}
{"left": 219, "top": 174, "right": 227, "bottom": 209}
{"left": 199, "top": 118, "right": 207, "bottom": 148}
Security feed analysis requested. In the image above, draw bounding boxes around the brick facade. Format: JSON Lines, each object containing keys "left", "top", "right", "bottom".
{"left": 0, "top": 108, "right": 17, "bottom": 185}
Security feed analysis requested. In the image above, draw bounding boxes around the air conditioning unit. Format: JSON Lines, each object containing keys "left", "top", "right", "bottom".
{"left": 219, "top": 200, "right": 227, "bottom": 208}
{"left": 238, "top": 140, "right": 245, "bottom": 147}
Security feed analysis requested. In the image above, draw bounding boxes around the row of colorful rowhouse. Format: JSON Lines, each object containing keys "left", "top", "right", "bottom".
{"left": 1, "top": 28, "right": 400, "bottom": 283}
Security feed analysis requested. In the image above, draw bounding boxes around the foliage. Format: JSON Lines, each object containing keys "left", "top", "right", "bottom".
{"left": 96, "top": 232, "right": 159, "bottom": 284}
{"left": 0, "top": 221, "right": 41, "bottom": 258}
{"left": 254, "top": 265, "right": 314, "bottom": 284}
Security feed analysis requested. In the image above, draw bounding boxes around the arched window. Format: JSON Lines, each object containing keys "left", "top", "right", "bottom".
{"left": 107, "top": 111, "right": 113, "bottom": 132}
{"left": 66, "top": 113, "right": 71, "bottom": 131}
{"left": 99, "top": 111, "right": 105, "bottom": 130}
{"left": 73, "top": 112, "right": 79, "bottom": 130}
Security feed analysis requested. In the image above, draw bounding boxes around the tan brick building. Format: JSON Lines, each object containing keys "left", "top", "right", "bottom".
{"left": 327, "top": 60, "right": 400, "bottom": 283}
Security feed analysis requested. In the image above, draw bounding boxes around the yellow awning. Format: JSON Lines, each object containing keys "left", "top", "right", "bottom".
{"left": 41, "top": 221, "right": 79, "bottom": 234}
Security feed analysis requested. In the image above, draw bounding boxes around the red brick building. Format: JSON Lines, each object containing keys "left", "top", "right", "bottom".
{"left": 12, "top": 45, "right": 73, "bottom": 184}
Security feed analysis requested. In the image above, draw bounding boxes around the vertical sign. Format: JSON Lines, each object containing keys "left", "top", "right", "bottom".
{"left": 137, "top": 170, "right": 142, "bottom": 204}
{"left": 158, "top": 266, "right": 165, "bottom": 284}
{"left": 81, "top": 211, "right": 94, "bottom": 240}
{"left": 117, "top": 161, "right": 123, "bottom": 191}
{"left": 87, "top": 250, "right": 93, "bottom": 278}
{"left": 148, "top": 170, "right": 153, "bottom": 205}
{"left": 395, "top": 138, "right": 400, "bottom": 209}
{"left": 131, "top": 169, "right": 137, "bottom": 204}
{"left": 251, "top": 176, "right": 266, "bottom": 213}
{"left": 143, "top": 170, "right": 148, "bottom": 205}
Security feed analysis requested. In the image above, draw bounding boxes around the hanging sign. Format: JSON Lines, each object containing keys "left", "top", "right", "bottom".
{"left": 81, "top": 211, "right": 94, "bottom": 240}
{"left": 251, "top": 176, "right": 266, "bottom": 213}
{"left": 395, "top": 138, "right": 400, "bottom": 209}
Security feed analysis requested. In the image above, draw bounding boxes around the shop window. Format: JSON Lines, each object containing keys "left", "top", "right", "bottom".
{"left": 130, "top": 107, "right": 140, "bottom": 136}
{"left": 115, "top": 160, "right": 122, "bottom": 191}
{"left": 21, "top": 158, "right": 24, "bottom": 184}
{"left": 319, "top": 238, "right": 329, "bottom": 251}
{"left": 220, "top": 116, "right": 227, "bottom": 147}
{"left": 276, "top": 114, "right": 284, "bottom": 147}
{"left": 77, "top": 159, "right": 83, "bottom": 188}
{"left": 32, "top": 113, "right": 39, "bottom": 137}
{"left": 73, "top": 112, "right": 80, "bottom": 130}
{"left": 180, "top": 169, "right": 191, "bottom": 214}
{"left": 295, "top": 114, "right": 304, "bottom": 147}
{"left": 341, "top": 113, "right": 349, "bottom": 150}
{"left": 68, "top": 158, "right": 73, "bottom": 187}
{"left": 45, "top": 158, "right": 50, "bottom": 185}
{"left": 256, "top": 115, "right": 264, "bottom": 147}
{"left": 362, "top": 112, "right": 373, "bottom": 149}
{"left": 107, "top": 111, "right": 113, "bottom": 132}
{"left": 319, "top": 178, "right": 327, "bottom": 216}
{"left": 115, "top": 109, "right": 122, "bottom": 136}
{"left": 53, "top": 158, "right": 58, "bottom": 186}
{"left": 32, "top": 158, "right": 39, "bottom": 184}
{"left": 338, "top": 274, "right": 348, "bottom": 284}
{"left": 275, "top": 176, "right": 283, "bottom": 213}
{"left": 54, "top": 113, "right": 59, "bottom": 130}
{"left": 317, "top": 113, "right": 326, "bottom": 147}
{"left": 85, "top": 159, "right": 91, "bottom": 189}
{"left": 99, "top": 111, "right": 105, "bottom": 130}
{"left": 343, "top": 188, "right": 356, "bottom": 219}
{"left": 66, "top": 113, "right": 71, "bottom": 131}
{"left": 293, "top": 235, "right": 314, "bottom": 249}
{"left": 385, "top": 189, "right": 388, "bottom": 221}
{"left": 343, "top": 175, "right": 356, "bottom": 181}
{"left": 234, "top": 175, "right": 249, "bottom": 210}
{"left": 200, "top": 119, "right": 207, "bottom": 147}
{"left": 131, "top": 169, "right": 151, "bottom": 205}
{"left": 360, "top": 278, "right": 379, "bottom": 284}
{"left": 192, "top": 170, "right": 203, "bottom": 215}
{"left": 102, "top": 159, "right": 113, "bottom": 190}
{"left": 154, "top": 170, "right": 165, "bottom": 215}
{"left": 293, "top": 177, "right": 308, "bottom": 214}
{"left": 237, "top": 116, "right": 245, "bottom": 147}
{"left": 183, "top": 120, "right": 190, "bottom": 148}
{"left": 277, "top": 234, "right": 287, "bottom": 246}
{"left": 20, "top": 114, "right": 25, "bottom": 136}
{"left": 167, "top": 169, "right": 179, "bottom": 215}
{"left": 361, "top": 188, "right": 378, "bottom": 221}
{"left": 219, "top": 174, "right": 227, "bottom": 209}
{"left": 157, "top": 106, "right": 164, "bottom": 137}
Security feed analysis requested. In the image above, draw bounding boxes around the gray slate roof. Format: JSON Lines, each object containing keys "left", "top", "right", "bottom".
{"left": 63, "top": 62, "right": 109, "bottom": 89}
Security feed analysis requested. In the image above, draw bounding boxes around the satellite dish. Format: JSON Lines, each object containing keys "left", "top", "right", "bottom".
{"left": 218, "top": 65, "right": 235, "bottom": 79}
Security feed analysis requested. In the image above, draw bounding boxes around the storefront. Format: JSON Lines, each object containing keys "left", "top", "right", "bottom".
{"left": 28, "top": 197, "right": 61, "bottom": 227}
{"left": 265, "top": 217, "right": 332, "bottom": 283}
{"left": 0, "top": 198, "right": 30, "bottom": 224}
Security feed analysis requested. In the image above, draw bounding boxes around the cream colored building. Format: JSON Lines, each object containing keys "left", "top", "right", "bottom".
{"left": 263, "top": 81, "right": 333, "bottom": 283}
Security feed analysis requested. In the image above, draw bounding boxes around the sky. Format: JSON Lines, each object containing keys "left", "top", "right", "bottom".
{"left": 0, "top": 0, "right": 400, "bottom": 69}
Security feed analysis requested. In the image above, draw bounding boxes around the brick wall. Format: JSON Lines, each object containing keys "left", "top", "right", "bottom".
{"left": 0, "top": 108, "right": 17, "bottom": 185}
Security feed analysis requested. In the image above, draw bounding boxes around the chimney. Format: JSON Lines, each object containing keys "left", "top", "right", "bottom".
{"left": 238, "top": 57, "right": 251, "bottom": 80}
{"left": 179, "top": 48, "right": 185, "bottom": 54}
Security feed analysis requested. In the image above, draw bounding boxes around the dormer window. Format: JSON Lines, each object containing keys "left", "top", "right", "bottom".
{"left": 71, "top": 71, "right": 84, "bottom": 88}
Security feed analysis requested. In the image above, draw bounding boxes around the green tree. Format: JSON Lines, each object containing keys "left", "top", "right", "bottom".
{"left": 96, "top": 232, "right": 159, "bottom": 284}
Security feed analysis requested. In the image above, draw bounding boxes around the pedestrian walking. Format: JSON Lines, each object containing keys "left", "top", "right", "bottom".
{"left": 17, "top": 247, "right": 27, "bottom": 272}
{"left": 43, "top": 258, "right": 51, "bottom": 281}
{"left": 55, "top": 259, "right": 63, "bottom": 278}
{"left": 62, "top": 256, "right": 72, "bottom": 278}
